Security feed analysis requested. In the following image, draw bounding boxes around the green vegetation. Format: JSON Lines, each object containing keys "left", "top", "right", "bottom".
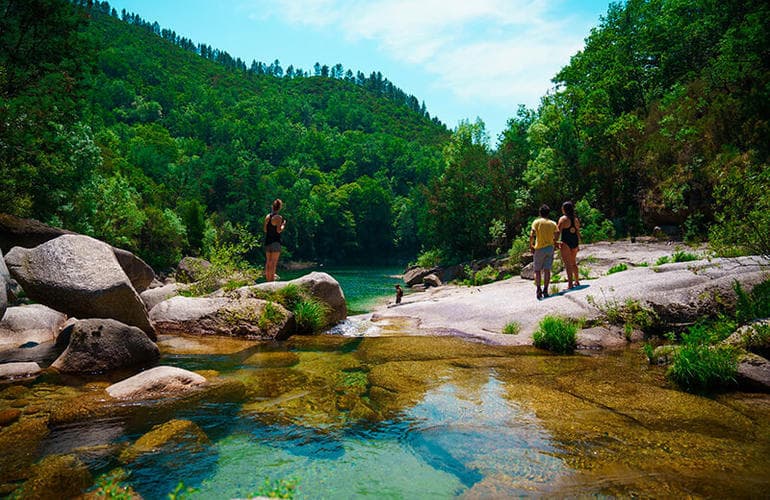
{"left": 413, "top": 248, "right": 446, "bottom": 268}
{"left": 667, "top": 326, "right": 738, "bottom": 393}
{"left": 655, "top": 255, "right": 671, "bottom": 266}
{"left": 502, "top": 321, "right": 521, "bottom": 335}
{"left": 734, "top": 280, "right": 770, "bottom": 324}
{"left": 607, "top": 263, "right": 628, "bottom": 275}
{"left": 253, "top": 477, "right": 299, "bottom": 499}
{"left": 258, "top": 302, "right": 286, "bottom": 331}
{"left": 293, "top": 299, "right": 329, "bottom": 334}
{"left": 588, "top": 295, "right": 659, "bottom": 335}
{"left": 672, "top": 250, "right": 699, "bottom": 262}
{"left": 2, "top": 0, "right": 769, "bottom": 269}
{"left": 533, "top": 316, "right": 578, "bottom": 354}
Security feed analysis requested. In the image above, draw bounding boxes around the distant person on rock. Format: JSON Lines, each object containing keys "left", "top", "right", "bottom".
{"left": 395, "top": 284, "right": 403, "bottom": 304}
{"left": 264, "top": 198, "right": 286, "bottom": 281}
{"left": 557, "top": 201, "right": 582, "bottom": 289}
{"left": 530, "top": 204, "right": 559, "bottom": 299}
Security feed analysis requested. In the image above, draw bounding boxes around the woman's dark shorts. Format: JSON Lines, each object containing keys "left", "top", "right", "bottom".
{"left": 265, "top": 242, "right": 281, "bottom": 253}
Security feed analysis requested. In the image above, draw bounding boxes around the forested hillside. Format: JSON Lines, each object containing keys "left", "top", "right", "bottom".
{"left": 1, "top": 0, "right": 449, "bottom": 269}
{"left": 2, "top": 0, "right": 768, "bottom": 272}
{"left": 422, "top": 0, "right": 770, "bottom": 261}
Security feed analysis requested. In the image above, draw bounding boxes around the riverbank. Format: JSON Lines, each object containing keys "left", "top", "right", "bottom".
{"left": 357, "top": 241, "right": 769, "bottom": 347}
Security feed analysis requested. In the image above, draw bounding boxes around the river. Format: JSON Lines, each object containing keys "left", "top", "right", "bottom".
{"left": 1, "top": 269, "right": 769, "bottom": 498}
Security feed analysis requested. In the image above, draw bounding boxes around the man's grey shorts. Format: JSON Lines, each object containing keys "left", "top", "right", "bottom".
{"left": 533, "top": 246, "right": 554, "bottom": 271}
{"left": 265, "top": 242, "right": 281, "bottom": 253}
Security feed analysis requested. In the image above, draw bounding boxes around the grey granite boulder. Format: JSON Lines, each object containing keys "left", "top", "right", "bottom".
{"left": 5, "top": 234, "right": 154, "bottom": 337}
{"left": 736, "top": 353, "right": 770, "bottom": 392}
{"left": 106, "top": 365, "right": 207, "bottom": 400}
{"left": 423, "top": 273, "right": 442, "bottom": 288}
{"left": 51, "top": 318, "right": 159, "bottom": 374}
{"left": 249, "top": 271, "right": 347, "bottom": 326}
{"left": 112, "top": 247, "right": 155, "bottom": 293}
{"left": 403, "top": 266, "right": 439, "bottom": 287}
{"left": 723, "top": 319, "right": 770, "bottom": 358}
{"left": 0, "top": 304, "right": 67, "bottom": 348}
{"left": 0, "top": 213, "right": 155, "bottom": 293}
{"left": 150, "top": 295, "right": 295, "bottom": 340}
{"left": 176, "top": 256, "right": 211, "bottom": 283}
{"left": 140, "top": 283, "right": 180, "bottom": 312}
{"left": 0, "top": 361, "right": 41, "bottom": 380}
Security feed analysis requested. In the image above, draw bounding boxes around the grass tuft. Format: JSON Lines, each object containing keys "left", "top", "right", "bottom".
{"left": 533, "top": 316, "right": 578, "bottom": 354}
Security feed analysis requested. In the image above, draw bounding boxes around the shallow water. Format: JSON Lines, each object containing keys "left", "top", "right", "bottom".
{"left": 2, "top": 334, "right": 769, "bottom": 498}
{"left": 280, "top": 266, "right": 404, "bottom": 315}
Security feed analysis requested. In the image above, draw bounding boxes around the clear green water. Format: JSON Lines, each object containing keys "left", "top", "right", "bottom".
{"left": 2, "top": 268, "right": 770, "bottom": 498}
{"left": 281, "top": 266, "right": 404, "bottom": 315}
{"left": 4, "top": 335, "right": 769, "bottom": 499}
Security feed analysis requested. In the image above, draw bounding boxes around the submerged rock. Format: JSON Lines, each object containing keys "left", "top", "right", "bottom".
{"left": 51, "top": 319, "right": 159, "bottom": 374}
{"left": 18, "top": 454, "right": 92, "bottom": 500}
{"left": 119, "top": 418, "right": 210, "bottom": 463}
{"left": 5, "top": 235, "right": 154, "bottom": 337}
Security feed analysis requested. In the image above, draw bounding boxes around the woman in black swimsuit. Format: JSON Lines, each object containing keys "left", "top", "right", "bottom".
{"left": 264, "top": 198, "right": 286, "bottom": 281}
{"left": 557, "top": 201, "right": 581, "bottom": 289}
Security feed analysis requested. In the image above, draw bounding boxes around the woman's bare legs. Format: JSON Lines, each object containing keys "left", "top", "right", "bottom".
{"left": 265, "top": 251, "right": 280, "bottom": 281}
{"left": 561, "top": 245, "right": 579, "bottom": 288}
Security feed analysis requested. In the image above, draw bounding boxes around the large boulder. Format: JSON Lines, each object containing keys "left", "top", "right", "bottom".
{"left": 403, "top": 266, "right": 439, "bottom": 287}
{"left": 0, "top": 361, "right": 41, "bottom": 380}
{"left": 51, "top": 318, "right": 159, "bottom": 374}
{"left": 112, "top": 247, "right": 155, "bottom": 293}
{"left": 0, "top": 213, "right": 72, "bottom": 254}
{"left": 5, "top": 234, "right": 154, "bottom": 336}
{"left": 736, "top": 353, "right": 770, "bottom": 392}
{"left": 0, "top": 304, "right": 67, "bottom": 348}
{"left": 176, "top": 256, "right": 211, "bottom": 283}
{"left": 0, "top": 213, "right": 154, "bottom": 293}
{"left": 249, "top": 271, "right": 347, "bottom": 325}
{"left": 140, "top": 283, "right": 180, "bottom": 312}
{"left": 106, "top": 365, "right": 207, "bottom": 400}
{"left": 150, "top": 296, "right": 295, "bottom": 340}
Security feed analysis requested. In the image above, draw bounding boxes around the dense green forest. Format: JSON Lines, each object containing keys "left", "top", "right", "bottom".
{"left": 1, "top": 0, "right": 768, "bottom": 272}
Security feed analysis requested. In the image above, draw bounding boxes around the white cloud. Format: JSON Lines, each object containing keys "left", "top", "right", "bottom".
{"left": 245, "top": 0, "right": 593, "bottom": 108}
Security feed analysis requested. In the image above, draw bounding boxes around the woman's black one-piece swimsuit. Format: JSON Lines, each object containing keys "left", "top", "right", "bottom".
{"left": 561, "top": 217, "right": 579, "bottom": 249}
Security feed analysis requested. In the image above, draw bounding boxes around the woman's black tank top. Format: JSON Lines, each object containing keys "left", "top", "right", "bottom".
{"left": 265, "top": 213, "right": 281, "bottom": 245}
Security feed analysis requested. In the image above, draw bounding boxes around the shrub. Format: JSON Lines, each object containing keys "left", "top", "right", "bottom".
{"left": 735, "top": 279, "right": 770, "bottom": 323}
{"left": 533, "top": 316, "right": 578, "bottom": 354}
{"left": 672, "top": 250, "right": 699, "bottom": 262}
{"left": 414, "top": 248, "right": 445, "bottom": 268}
{"left": 607, "top": 263, "right": 628, "bottom": 274}
{"left": 473, "top": 265, "right": 499, "bottom": 286}
{"left": 575, "top": 199, "right": 615, "bottom": 243}
{"left": 508, "top": 235, "right": 530, "bottom": 262}
{"left": 258, "top": 302, "right": 285, "bottom": 331}
{"left": 655, "top": 255, "right": 671, "bottom": 265}
{"left": 667, "top": 341, "right": 737, "bottom": 393}
{"left": 293, "top": 299, "right": 329, "bottom": 334}
{"left": 502, "top": 321, "right": 521, "bottom": 335}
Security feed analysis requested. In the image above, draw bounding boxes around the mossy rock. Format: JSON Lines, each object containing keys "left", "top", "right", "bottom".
{"left": 354, "top": 335, "right": 509, "bottom": 364}
{"left": 650, "top": 345, "right": 679, "bottom": 365}
{"left": 243, "top": 351, "right": 300, "bottom": 368}
{"left": 18, "top": 454, "right": 92, "bottom": 500}
{"left": 120, "top": 419, "right": 211, "bottom": 463}
{"left": 0, "top": 416, "right": 51, "bottom": 486}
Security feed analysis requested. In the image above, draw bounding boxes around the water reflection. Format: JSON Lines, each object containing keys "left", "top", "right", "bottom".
{"left": 2, "top": 335, "right": 769, "bottom": 498}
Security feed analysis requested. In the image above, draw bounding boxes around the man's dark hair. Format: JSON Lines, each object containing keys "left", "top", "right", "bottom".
{"left": 539, "top": 204, "right": 550, "bottom": 217}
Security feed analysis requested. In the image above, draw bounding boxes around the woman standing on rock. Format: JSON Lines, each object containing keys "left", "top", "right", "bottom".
{"left": 557, "top": 200, "right": 581, "bottom": 289}
{"left": 264, "top": 199, "right": 286, "bottom": 281}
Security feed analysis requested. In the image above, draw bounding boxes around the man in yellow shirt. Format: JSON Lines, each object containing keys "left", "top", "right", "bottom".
{"left": 529, "top": 204, "right": 559, "bottom": 299}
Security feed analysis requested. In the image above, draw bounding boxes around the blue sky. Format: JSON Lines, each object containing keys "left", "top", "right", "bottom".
{"left": 109, "top": 0, "right": 610, "bottom": 144}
